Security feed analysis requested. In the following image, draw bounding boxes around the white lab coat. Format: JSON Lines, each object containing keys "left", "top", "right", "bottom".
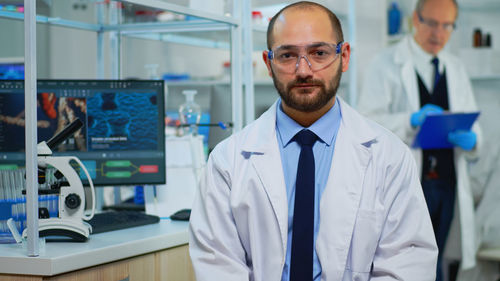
{"left": 457, "top": 140, "right": 500, "bottom": 281}
{"left": 358, "top": 36, "right": 483, "bottom": 271}
{"left": 189, "top": 97, "right": 438, "bottom": 281}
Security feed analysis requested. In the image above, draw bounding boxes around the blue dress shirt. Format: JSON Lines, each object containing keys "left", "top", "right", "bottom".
{"left": 276, "top": 98, "right": 342, "bottom": 281}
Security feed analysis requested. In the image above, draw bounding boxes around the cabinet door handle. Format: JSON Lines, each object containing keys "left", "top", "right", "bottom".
{"left": 119, "top": 277, "right": 130, "bottom": 281}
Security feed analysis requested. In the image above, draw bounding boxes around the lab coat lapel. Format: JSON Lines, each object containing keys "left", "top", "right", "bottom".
{"left": 443, "top": 56, "right": 460, "bottom": 111}
{"left": 317, "top": 99, "right": 373, "bottom": 278}
{"left": 441, "top": 55, "right": 477, "bottom": 269}
{"left": 396, "top": 37, "right": 420, "bottom": 111}
{"left": 401, "top": 61, "right": 419, "bottom": 111}
{"left": 242, "top": 101, "right": 288, "bottom": 258}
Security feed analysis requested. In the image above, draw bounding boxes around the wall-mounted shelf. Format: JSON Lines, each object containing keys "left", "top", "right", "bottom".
{"left": 0, "top": 10, "right": 101, "bottom": 31}
{"left": 460, "top": 2, "right": 500, "bottom": 12}
{"left": 119, "top": 0, "right": 238, "bottom": 25}
{"left": 470, "top": 74, "right": 500, "bottom": 81}
{"left": 0, "top": 10, "right": 235, "bottom": 50}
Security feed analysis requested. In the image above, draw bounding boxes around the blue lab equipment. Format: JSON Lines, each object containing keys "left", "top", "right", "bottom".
{"left": 134, "top": 186, "right": 145, "bottom": 205}
{"left": 0, "top": 196, "right": 59, "bottom": 239}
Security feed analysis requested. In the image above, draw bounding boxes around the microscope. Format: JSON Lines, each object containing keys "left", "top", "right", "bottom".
{"left": 21, "top": 119, "right": 95, "bottom": 242}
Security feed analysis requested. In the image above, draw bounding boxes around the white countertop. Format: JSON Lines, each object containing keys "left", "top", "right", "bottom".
{"left": 477, "top": 247, "right": 500, "bottom": 262}
{"left": 0, "top": 219, "right": 189, "bottom": 276}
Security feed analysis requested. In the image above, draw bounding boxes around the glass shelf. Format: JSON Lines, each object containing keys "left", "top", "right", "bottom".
{"left": 120, "top": 0, "right": 237, "bottom": 25}
{"left": 0, "top": 10, "right": 101, "bottom": 31}
{"left": 0, "top": 0, "right": 239, "bottom": 49}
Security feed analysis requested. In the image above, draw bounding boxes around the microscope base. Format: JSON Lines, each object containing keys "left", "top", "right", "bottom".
{"left": 22, "top": 218, "right": 91, "bottom": 242}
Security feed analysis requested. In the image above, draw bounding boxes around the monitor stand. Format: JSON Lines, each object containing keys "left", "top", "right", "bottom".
{"left": 103, "top": 197, "right": 145, "bottom": 212}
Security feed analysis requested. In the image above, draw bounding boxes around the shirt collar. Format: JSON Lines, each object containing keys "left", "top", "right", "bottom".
{"left": 276, "top": 97, "right": 341, "bottom": 148}
{"left": 410, "top": 36, "right": 436, "bottom": 62}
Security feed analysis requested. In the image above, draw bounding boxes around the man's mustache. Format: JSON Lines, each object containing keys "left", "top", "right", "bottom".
{"left": 287, "top": 78, "right": 324, "bottom": 88}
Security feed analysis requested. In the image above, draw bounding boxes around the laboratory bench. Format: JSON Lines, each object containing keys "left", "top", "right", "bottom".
{"left": 0, "top": 220, "right": 194, "bottom": 281}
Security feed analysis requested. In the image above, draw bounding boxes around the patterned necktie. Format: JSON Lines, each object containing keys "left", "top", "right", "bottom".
{"left": 431, "top": 57, "right": 440, "bottom": 92}
{"left": 290, "top": 129, "right": 317, "bottom": 281}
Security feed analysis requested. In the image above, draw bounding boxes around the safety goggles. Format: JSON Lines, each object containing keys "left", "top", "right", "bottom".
{"left": 267, "top": 42, "right": 343, "bottom": 74}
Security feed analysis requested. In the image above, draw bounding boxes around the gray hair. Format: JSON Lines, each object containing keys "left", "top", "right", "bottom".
{"left": 415, "top": 0, "right": 458, "bottom": 18}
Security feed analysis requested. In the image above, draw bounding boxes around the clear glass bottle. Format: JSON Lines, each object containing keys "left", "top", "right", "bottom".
{"left": 178, "top": 90, "right": 201, "bottom": 136}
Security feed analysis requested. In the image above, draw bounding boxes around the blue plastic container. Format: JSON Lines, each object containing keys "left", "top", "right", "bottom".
{"left": 388, "top": 2, "right": 401, "bottom": 35}
{"left": 134, "top": 186, "right": 145, "bottom": 205}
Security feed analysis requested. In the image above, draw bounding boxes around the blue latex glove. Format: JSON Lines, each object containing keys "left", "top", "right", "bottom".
{"left": 448, "top": 130, "right": 477, "bottom": 151}
{"left": 410, "top": 104, "right": 444, "bottom": 128}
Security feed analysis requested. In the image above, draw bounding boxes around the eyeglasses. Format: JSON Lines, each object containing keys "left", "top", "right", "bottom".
{"left": 267, "top": 42, "right": 343, "bottom": 74}
{"left": 418, "top": 13, "right": 455, "bottom": 32}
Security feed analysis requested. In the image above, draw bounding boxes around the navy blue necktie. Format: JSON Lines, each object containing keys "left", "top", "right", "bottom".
{"left": 431, "top": 57, "right": 440, "bottom": 92}
{"left": 290, "top": 129, "right": 317, "bottom": 281}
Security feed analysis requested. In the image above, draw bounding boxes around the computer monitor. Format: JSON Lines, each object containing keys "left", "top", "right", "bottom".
{"left": 0, "top": 80, "right": 166, "bottom": 186}
{"left": 0, "top": 58, "right": 24, "bottom": 80}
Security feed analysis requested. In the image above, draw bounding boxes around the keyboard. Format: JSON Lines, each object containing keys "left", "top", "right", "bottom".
{"left": 88, "top": 211, "right": 160, "bottom": 234}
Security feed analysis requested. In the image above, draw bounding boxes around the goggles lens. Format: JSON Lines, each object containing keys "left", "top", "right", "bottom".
{"left": 268, "top": 42, "right": 343, "bottom": 74}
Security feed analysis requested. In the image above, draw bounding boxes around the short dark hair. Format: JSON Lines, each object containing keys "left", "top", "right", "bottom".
{"left": 266, "top": 1, "right": 344, "bottom": 50}
{"left": 415, "top": 0, "right": 459, "bottom": 19}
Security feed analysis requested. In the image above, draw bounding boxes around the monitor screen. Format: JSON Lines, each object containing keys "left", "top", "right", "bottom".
{"left": 0, "top": 62, "right": 24, "bottom": 80}
{"left": 0, "top": 80, "right": 166, "bottom": 186}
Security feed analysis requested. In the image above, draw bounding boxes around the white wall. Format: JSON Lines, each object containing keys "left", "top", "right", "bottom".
{"left": 0, "top": 3, "right": 51, "bottom": 78}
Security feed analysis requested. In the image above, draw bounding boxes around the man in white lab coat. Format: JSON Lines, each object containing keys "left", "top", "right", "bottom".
{"left": 358, "top": 0, "right": 482, "bottom": 280}
{"left": 189, "top": 2, "right": 437, "bottom": 281}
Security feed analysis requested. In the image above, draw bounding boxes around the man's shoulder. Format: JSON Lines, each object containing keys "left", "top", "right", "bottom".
{"left": 349, "top": 108, "right": 411, "bottom": 159}
{"left": 342, "top": 100, "right": 408, "bottom": 152}
{"left": 361, "top": 114, "right": 406, "bottom": 146}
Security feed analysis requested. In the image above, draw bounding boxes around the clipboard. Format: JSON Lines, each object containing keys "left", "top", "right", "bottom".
{"left": 412, "top": 112, "right": 480, "bottom": 149}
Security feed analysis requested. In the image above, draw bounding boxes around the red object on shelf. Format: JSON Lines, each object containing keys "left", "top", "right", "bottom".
{"left": 252, "top": 11, "right": 263, "bottom": 19}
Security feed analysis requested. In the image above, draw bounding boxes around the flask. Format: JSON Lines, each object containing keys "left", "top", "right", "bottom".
{"left": 178, "top": 90, "right": 201, "bottom": 135}
{"left": 388, "top": 2, "right": 401, "bottom": 35}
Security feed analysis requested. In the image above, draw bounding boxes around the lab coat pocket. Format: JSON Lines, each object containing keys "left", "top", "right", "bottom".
{"left": 345, "top": 209, "right": 380, "bottom": 273}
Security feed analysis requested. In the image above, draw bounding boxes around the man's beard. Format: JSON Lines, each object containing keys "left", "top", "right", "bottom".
{"left": 271, "top": 62, "right": 342, "bottom": 113}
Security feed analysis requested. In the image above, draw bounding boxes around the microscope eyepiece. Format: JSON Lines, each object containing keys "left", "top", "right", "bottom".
{"left": 46, "top": 119, "right": 84, "bottom": 150}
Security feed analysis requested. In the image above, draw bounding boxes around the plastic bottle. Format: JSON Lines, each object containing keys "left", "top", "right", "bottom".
{"left": 223, "top": 0, "right": 233, "bottom": 17}
{"left": 388, "top": 2, "right": 401, "bottom": 35}
{"left": 178, "top": 90, "right": 201, "bottom": 136}
{"left": 252, "top": 11, "right": 264, "bottom": 26}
